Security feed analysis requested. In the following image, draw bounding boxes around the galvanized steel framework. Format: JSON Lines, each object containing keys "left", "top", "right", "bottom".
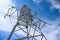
{"left": 4, "top": 5, "right": 50, "bottom": 40}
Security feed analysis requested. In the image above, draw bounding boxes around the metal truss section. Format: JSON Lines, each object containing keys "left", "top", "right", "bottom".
{"left": 4, "top": 5, "right": 50, "bottom": 40}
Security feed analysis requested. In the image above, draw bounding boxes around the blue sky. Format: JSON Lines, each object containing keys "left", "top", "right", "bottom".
{"left": 13, "top": 0, "right": 60, "bottom": 21}
{"left": 0, "top": 0, "right": 60, "bottom": 40}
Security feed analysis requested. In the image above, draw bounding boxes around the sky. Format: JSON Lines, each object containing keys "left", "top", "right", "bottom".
{"left": 0, "top": 0, "right": 60, "bottom": 40}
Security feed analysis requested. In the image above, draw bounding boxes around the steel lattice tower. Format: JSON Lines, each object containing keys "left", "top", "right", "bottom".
{"left": 4, "top": 5, "right": 50, "bottom": 40}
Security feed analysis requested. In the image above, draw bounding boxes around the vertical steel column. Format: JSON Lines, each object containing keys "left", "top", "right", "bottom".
{"left": 7, "top": 22, "right": 19, "bottom": 40}
{"left": 26, "top": 24, "right": 29, "bottom": 40}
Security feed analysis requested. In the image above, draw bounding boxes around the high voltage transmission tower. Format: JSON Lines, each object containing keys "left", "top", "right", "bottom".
{"left": 4, "top": 5, "right": 50, "bottom": 40}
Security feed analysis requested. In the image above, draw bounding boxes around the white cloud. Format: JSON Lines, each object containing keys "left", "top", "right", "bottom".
{"left": 49, "top": 0, "right": 60, "bottom": 13}
{"left": 44, "top": 17, "right": 60, "bottom": 40}
{"left": 0, "top": 17, "right": 13, "bottom": 32}
{"left": 33, "top": 0, "right": 42, "bottom": 3}
{"left": 49, "top": 0, "right": 60, "bottom": 9}
{"left": 0, "top": 0, "right": 15, "bottom": 32}
{"left": 0, "top": 0, "right": 15, "bottom": 14}
{"left": 47, "top": 30, "right": 58, "bottom": 40}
